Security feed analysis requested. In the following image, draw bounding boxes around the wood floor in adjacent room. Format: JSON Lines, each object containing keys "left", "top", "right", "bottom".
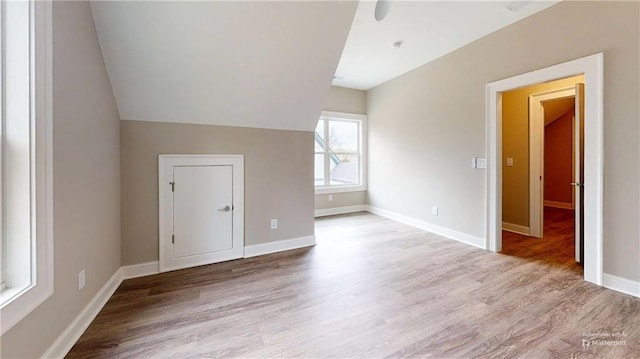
{"left": 67, "top": 212, "right": 639, "bottom": 358}
{"left": 502, "top": 206, "right": 580, "bottom": 270}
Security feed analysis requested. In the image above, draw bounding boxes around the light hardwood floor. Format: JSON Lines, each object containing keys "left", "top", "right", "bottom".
{"left": 67, "top": 212, "right": 639, "bottom": 358}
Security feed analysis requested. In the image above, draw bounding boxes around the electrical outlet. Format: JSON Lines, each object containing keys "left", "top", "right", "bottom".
{"left": 432, "top": 206, "right": 439, "bottom": 216}
{"left": 78, "top": 269, "right": 86, "bottom": 291}
{"left": 328, "top": 194, "right": 333, "bottom": 201}
{"left": 270, "top": 219, "right": 278, "bottom": 230}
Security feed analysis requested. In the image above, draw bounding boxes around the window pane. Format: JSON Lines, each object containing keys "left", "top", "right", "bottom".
{"left": 329, "top": 121, "right": 358, "bottom": 153}
{"left": 314, "top": 154, "right": 325, "bottom": 186}
{"left": 330, "top": 154, "right": 359, "bottom": 185}
{"left": 314, "top": 119, "right": 324, "bottom": 152}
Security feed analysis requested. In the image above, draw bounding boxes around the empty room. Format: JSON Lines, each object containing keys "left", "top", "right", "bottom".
{"left": 1, "top": 0, "right": 639, "bottom": 358}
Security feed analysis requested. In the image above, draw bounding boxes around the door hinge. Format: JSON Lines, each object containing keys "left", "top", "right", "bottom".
{"left": 232, "top": 205, "right": 235, "bottom": 210}
{"left": 170, "top": 181, "right": 175, "bottom": 192}
{"left": 172, "top": 234, "right": 175, "bottom": 244}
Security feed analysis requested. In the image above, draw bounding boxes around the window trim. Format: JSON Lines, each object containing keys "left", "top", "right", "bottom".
{"left": 0, "top": 0, "right": 53, "bottom": 336}
{"left": 314, "top": 111, "right": 367, "bottom": 195}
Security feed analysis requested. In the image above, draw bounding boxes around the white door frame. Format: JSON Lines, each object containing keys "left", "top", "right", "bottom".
{"left": 158, "top": 154, "right": 244, "bottom": 272}
{"left": 486, "top": 53, "right": 604, "bottom": 285}
{"left": 528, "top": 87, "right": 576, "bottom": 238}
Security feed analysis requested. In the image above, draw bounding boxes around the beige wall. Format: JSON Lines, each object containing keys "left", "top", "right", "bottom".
{"left": 315, "top": 191, "right": 366, "bottom": 211}
{"left": 323, "top": 85, "right": 367, "bottom": 115}
{"left": 315, "top": 86, "right": 367, "bottom": 212}
{"left": 1, "top": 1, "right": 122, "bottom": 357}
{"left": 501, "top": 76, "right": 583, "bottom": 226}
{"left": 544, "top": 109, "right": 574, "bottom": 204}
{"left": 121, "top": 120, "right": 314, "bottom": 265}
{"left": 367, "top": 1, "right": 639, "bottom": 281}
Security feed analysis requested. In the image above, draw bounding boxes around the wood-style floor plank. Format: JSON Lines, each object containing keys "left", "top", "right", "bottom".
{"left": 66, "top": 210, "right": 639, "bottom": 358}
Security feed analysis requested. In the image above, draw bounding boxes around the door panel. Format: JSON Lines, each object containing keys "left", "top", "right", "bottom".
{"left": 574, "top": 83, "right": 585, "bottom": 263}
{"left": 159, "top": 155, "right": 244, "bottom": 273}
{"left": 173, "top": 165, "right": 233, "bottom": 259}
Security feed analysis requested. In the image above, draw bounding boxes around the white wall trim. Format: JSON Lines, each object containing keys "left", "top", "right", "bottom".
{"left": 543, "top": 200, "right": 574, "bottom": 210}
{"left": 41, "top": 268, "right": 123, "bottom": 359}
{"left": 244, "top": 236, "right": 316, "bottom": 258}
{"left": 486, "top": 53, "right": 604, "bottom": 286}
{"left": 366, "top": 206, "right": 485, "bottom": 249}
{"left": 603, "top": 273, "right": 640, "bottom": 298}
{"left": 315, "top": 205, "right": 367, "bottom": 217}
{"left": 121, "top": 261, "right": 159, "bottom": 280}
{"left": 0, "top": 0, "right": 55, "bottom": 336}
{"left": 502, "top": 222, "right": 530, "bottom": 236}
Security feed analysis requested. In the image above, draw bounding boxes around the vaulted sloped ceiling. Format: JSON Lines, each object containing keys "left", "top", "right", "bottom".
{"left": 543, "top": 97, "right": 575, "bottom": 126}
{"left": 90, "top": 1, "right": 358, "bottom": 131}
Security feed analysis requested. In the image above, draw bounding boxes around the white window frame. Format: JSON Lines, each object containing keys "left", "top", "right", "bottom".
{"left": 314, "top": 111, "right": 367, "bottom": 195}
{"left": 0, "top": 0, "right": 53, "bottom": 335}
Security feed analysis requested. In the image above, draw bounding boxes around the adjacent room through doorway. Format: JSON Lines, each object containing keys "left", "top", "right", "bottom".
{"left": 500, "top": 75, "right": 585, "bottom": 273}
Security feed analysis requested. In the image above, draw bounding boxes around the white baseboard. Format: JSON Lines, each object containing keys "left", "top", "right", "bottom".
{"left": 121, "top": 261, "right": 159, "bottom": 280}
{"left": 502, "top": 222, "right": 531, "bottom": 236}
{"left": 41, "top": 268, "right": 123, "bottom": 359}
{"left": 315, "top": 205, "right": 367, "bottom": 217}
{"left": 603, "top": 273, "right": 640, "bottom": 298}
{"left": 544, "top": 200, "right": 574, "bottom": 210}
{"left": 244, "top": 235, "right": 316, "bottom": 258}
{"left": 366, "top": 205, "right": 485, "bottom": 249}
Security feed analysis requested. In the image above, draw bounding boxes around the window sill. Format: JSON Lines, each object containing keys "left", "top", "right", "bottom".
{"left": 315, "top": 185, "right": 366, "bottom": 195}
{"left": 0, "top": 284, "right": 30, "bottom": 308}
{"left": 1, "top": 280, "right": 53, "bottom": 335}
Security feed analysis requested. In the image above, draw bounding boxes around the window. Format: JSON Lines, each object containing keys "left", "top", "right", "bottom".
{"left": 314, "top": 111, "right": 366, "bottom": 194}
{"left": 0, "top": 0, "right": 53, "bottom": 335}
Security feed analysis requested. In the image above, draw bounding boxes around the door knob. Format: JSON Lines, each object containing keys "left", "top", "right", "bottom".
{"left": 218, "top": 205, "right": 231, "bottom": 212}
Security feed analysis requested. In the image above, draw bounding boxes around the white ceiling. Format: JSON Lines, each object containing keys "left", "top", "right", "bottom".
{"left": 90, "top": 1, "right": 357, "bottom": 131}
{"left": 333, "top": 0, "right": 560, "bottom": 90}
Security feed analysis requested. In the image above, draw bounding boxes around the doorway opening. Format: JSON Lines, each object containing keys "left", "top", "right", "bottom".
{"left": 486, "top": 53, "right": 604, "bottom": 286}
{"left": 500, "top": 76, "right": 584, "bottom": 272}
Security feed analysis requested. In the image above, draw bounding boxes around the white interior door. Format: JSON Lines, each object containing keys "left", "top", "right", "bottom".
{"left": 529, "top": 87, "right": 576, "bottom": 238}
{"left": 159, "top": 155, "right": 244, "bottom": 272}
{"left": 574, "top": 83, "right": 585, "bottom": 263}
{"left": 173, "top": 166, "right": 233, "bottom": 258}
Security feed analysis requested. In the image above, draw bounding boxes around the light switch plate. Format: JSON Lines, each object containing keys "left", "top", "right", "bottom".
{"left": 506, "top": 157, "right": 514, "bottom": 167}
{"left": 471, "top": 157, "right": 477, "bottom": 168}
{"left": 477, "top": 158, "right": 487, "bottom": 169}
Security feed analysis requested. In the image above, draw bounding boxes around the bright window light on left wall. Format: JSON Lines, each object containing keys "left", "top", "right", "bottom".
{"left": 0, "top": 0, "right": 54, "bottom": 335}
